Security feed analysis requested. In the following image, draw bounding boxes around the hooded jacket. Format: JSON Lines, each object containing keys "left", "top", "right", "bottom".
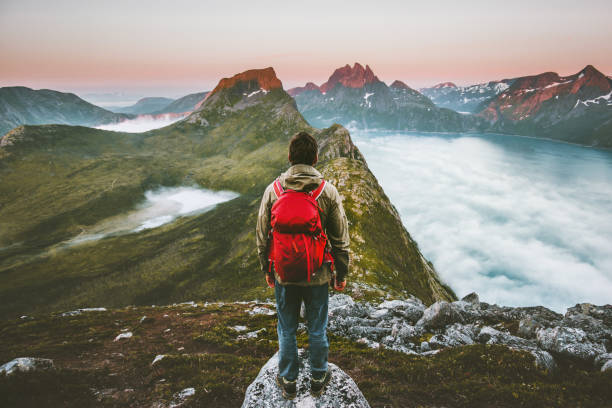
{"left": 256, "top": 164, "right": 350, "bottom": 286}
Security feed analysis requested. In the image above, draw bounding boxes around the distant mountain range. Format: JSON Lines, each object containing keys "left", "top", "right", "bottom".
{"left": 289, "top": 63, "right": 481, "bottom": 132}
{"left": 0, "top": 86, "right": 132, "bottom": 136}
{"left": 290, "top": 63, "right": 612, "bottom": 148}
{"left": 478, "top": 65, "right": 612, "bottom": 147}
{"left": 0, "top": 88, "right": 210, "bottom": 136}
{"left": 420, "top": 79, "right": 516, "bottom": 113}
{"left": 105, "top": 91, "right": 208, "bottom": 115}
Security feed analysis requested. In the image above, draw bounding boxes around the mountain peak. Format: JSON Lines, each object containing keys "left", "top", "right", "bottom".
{"left": 287, "top": 82, "right": 320, "bottom": 97}
{"left": 390, "top": 80, "right": 412, "bottom": 90}
{"left": 206, "top": 67, "right": 283, "bottom": 99}
{"left": 432, "top": 82, "right": 457, "bottom": 89}
{"left": 320, "top": 62, "right": 381, "bottom": 93}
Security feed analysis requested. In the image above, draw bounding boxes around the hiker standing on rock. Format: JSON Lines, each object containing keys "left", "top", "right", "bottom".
{"left": 256, "top": 131, "right": 350, "bottom": 399}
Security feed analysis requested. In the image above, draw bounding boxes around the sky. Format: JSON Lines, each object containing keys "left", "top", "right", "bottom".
{"left": 1, "top": 0, "right": 611, "bottom": 98}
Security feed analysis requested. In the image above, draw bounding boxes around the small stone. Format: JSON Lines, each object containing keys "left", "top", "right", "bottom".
{"left": 113, "top": 332, "right": 133, "bottom": 341}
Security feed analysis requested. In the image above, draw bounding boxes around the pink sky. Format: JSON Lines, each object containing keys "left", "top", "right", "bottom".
{"left": 1, "top": 0, "right": 611, "bottom": 97}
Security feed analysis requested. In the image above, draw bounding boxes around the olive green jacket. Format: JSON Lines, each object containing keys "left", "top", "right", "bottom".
{"left": 256, "top": 164, "right": 350, "bottom": 286}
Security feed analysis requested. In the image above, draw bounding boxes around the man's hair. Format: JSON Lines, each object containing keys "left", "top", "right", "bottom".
{"left": 289, "top": 131, "right": 318, "bottom": 165}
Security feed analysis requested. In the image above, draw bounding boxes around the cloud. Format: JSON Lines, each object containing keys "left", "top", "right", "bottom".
{"left": 96, "top": 114, "right": 185, "bottom": 133}
{"left": 353, "top": 131, "right": 612, "bottom": 312}
{"left": 67, "top": 186, "right": 238, "bottom": 245}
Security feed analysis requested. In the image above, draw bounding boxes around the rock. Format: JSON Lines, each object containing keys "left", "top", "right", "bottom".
{"left": 530, "top": 350, "right": 558, "bottom": 373}
{"left": 594, "top": 353, "right": 612, "bottom": 369}
{"left": 566, "top": 303, "right": 612, "bottom": 326}
{"left": 0, "top": 357, "right": 54, "bottom": 375}
{"left": 518, "top": 316, "right": 543, "bottom": 339}
{"left": 392, "top": 323, "right": 420, "bottom": 343}
{"left": 561, "top": 312, "right": 611, "bottom": 346}
{"left": 328, "top": 294, "right": 355, "bottom": 314}
{"left": 241, "top": 349, "right": 370, "bottom": 407}
{"left": 461, "top": 292, "right": 480, "bottom": 305}
{"left": 416, "top": 301, "right": 465, "bottom": 330}
{"left": 443, "top": 323, "right": 477, "bottom": 346}
{"left": 377, "top": 299, "right": 425, "bottom": 323}
{"left": 170, "top": 387, "right": 195, "bottom": 407}
{"left": 114, "top": 331, "right": 133, "bottom": 341}
{"left": 248, "top": 306, "right": 276, "bottom": 316}
{"left": 602, "top": 360, "right": 612, "bottom": 372}
{"left": 536, "top": 327, "right": 606, "bottom": 362}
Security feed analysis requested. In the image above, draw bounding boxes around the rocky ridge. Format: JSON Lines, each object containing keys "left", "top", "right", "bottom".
{"left": 291, "top": 63, "right": 480, "bottom": 131}
{"left": 327, "top": 293, "right": 612, "bottom": 373}
{"left": 420, "top": 79, "right": 515, "bottom": 113}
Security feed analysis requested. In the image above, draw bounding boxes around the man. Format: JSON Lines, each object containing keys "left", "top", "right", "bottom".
{"left": 256, "top": 131, "right": 350, "bottom": 399}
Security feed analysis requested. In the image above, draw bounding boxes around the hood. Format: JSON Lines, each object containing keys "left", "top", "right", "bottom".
{"left": 279, "top": 164, "right": 323, "bottom": 192}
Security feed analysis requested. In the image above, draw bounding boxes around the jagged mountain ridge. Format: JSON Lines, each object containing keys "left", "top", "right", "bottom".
{"left": 0, "top": 86, "right": 133, "bottom": 136}
{"left": 478, "top": 65, "right": 612, "bottom": 147}
{"left": 0, "top": 67, "right": 454, "bottom": 319}
{"left": 420, "top": 78, "right": 516, "bottom": 113}
{"left": 289, "top": 63, "right": 480, "bottom": 131}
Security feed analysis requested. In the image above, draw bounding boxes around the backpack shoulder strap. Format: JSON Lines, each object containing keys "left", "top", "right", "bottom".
{"left": 272, "top": 178, "right": 284, "bottom": 199}
{"left": 310, "top": 179, "right": 326, "bottom": 200}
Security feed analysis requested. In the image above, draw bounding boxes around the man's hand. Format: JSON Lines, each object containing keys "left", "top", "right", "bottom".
{"left": 265, "top": 273, "right": 275, "bottom": 288}
{"left": 333, "top": 277, "right": 346, "bottom": 291}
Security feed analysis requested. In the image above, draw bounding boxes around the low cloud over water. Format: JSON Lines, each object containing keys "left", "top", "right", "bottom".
{"left": 353, "top": 131, "right": 612, "bottom": 312}
{"left": 68, "top": 186, "right": 238, "bottom": 245}
{"left": 96, "top": 114, "right": 185, "bottom": 133}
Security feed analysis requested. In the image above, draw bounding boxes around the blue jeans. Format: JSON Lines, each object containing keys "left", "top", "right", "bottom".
{"left": 275, "top": 279, "right": 329, "bottom": 381}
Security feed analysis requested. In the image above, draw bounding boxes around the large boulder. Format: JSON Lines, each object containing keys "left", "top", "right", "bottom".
{"left": 0, "top": 357, "right": 54, "bottom": 375}
{"left": 416, "top": 301, "right": 465, "bottom": 330}
{"left": 536, "top": 326, "right": 606, "bottom": 362}
{"left": 241, "top": 349, "right": 370, "bottom": 408}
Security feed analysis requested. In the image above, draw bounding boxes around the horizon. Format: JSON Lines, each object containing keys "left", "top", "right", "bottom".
{"left": 1, "top": 62, "right": 609, "bottom": 103}
{"left": 1, "top": 0, "right": 611, "bottom": 99}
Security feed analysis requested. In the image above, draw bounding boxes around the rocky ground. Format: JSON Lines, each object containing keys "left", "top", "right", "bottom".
{"left": 1, "top": 295, "right": 611, "bottom": 407}
{"left": 327, "top": 293, "right": 612, "bottom": 374}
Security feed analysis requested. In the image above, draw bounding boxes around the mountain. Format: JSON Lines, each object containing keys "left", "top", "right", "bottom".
{"left": 156, "top": 91, "right": 208, "bottom": 114}
{"left": 0, "top": 67, "right": 454, "bottom": 319}
{"left": 478, "top": 65, "right": 612, "bottom": 147}
{"left": 106, "top": 92, "right": 210, "bottom": 115}
{"left": 289, "top": 63, "right": 481, "bottom": 131}
{"left": 420, "top": 79, "right": 516, "bottom": 113}
{"left": 287, "top": 82, "right": 319, "bottom": 97}
{"left": 107, "top": 97, "right": 175, "bottom": 114}
{"left": 0, "top": 86, "right": 132, "bottom": 136}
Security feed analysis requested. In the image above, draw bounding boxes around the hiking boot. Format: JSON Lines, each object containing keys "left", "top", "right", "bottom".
{"left": 276, "top": 374, "right": 297, "bottom": 400}
{"left": 310, "top": 370, "right": 331, "bottom": 397}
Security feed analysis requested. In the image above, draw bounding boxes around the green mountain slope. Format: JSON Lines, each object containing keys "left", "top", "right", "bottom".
{"left": 154, "top": 91, "right": 208, "bottom": 114}
{"left": 107, "top": 97, "right": 175, "bottom": 114}
{"left": 0, "top": 68, "right": 454, "bottom": 319}
{"left": 0, "top": 86, "right": 132, "bottom": 136}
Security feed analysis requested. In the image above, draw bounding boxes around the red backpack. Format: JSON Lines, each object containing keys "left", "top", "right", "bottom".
{"left": 268, "top": 178, "right": 333, "bottom": 282}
